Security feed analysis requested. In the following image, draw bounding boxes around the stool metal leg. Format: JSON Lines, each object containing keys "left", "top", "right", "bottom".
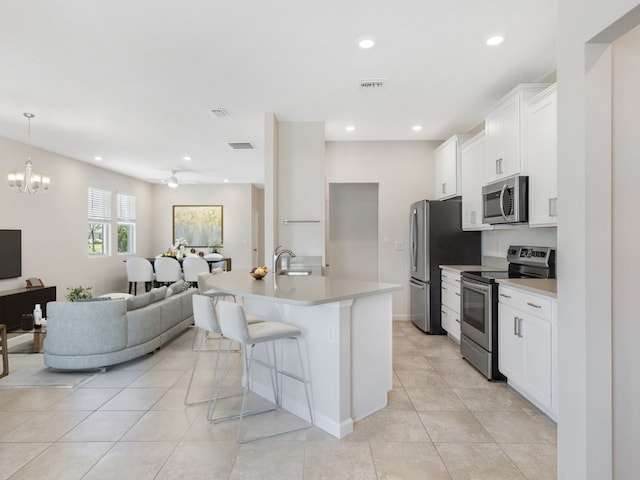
{"left": 184, "top": 328, "right": 224, "bottom": 406}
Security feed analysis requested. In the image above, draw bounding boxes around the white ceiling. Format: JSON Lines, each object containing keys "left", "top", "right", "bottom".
{"left": 0, "top": 0, "right": 557, "bottom": 186}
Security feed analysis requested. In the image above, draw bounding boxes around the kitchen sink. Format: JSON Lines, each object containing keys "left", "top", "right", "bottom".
{"left": 279, "top": 269, "right": 312, "bottom": 276}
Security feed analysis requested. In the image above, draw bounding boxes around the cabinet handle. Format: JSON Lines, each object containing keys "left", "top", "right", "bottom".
{"left": 442, "top": 183, "right": 446, "bottom": 194}
{"left": 500, "top": 293, "right": 512, "bottom": 299}
{"left": 470, "top": 211, "right": 476, "bottom": 224}
{"left": 518, "top": 317, "right": 524, "bottom": 338}
{"left": 496, "top": 158, "right": 503, "bottom": 175}
{"left": 513, "top": 317, "right": 519, "bottom": 336}
{"left": 455, "top": 279, "right": 460, "bottom": 283}
{"left": 441, "top": 310, "right": 447, "bottom": 315}
{"left": 442, "top": 286, "right": 448, "bottom": 291}
{"left": 549, "top": 198, "right": 558, "bottom": 217}
{"left": 455, "top": 292, "right": 461, "bottom": 297}
{"left": 526, "top": 302, "right": 542, "bottom": 309}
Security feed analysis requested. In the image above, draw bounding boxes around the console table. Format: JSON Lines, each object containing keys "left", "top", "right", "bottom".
{"left": 0, "top": 286, "right": 56, "bottom": 332}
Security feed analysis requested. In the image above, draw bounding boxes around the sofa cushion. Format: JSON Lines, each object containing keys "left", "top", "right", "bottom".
{"left": 150, "top": 286, "right": 168, "bottom": 303}
{"left": 166, "top": 280, "right": 187, "bottom": 297}
{"left": 126, "top": 290, "right": 154, "bottom": 310}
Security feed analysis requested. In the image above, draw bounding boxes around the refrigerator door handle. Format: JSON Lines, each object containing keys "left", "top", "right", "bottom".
{"left": 410, "top": 208, "right": 418, "bottom": 273}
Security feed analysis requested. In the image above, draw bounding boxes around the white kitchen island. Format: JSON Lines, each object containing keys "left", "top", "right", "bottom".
{"left": 206, "top": 270, "right": 401, "bottom": 438}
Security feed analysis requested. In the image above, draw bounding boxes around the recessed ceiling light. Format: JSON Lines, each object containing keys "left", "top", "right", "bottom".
{"left": 223, "top": 179, "right": 229, "bottom": 183}
{"left": 182, "top": 156, "right": 191, "bottom": 161}
{"left": 345, "top": 125, "right": 356, "bottom": 132}
{"left": 412, "top": 125, "right": 423, "bottom": 132}
{"left": 357, "top": 36, "right": 375, "bottom": 49}
{"left": 486, "top": 35, "right": 504, "bottom": 46}
{"left": 93, "top": 156, "right": 103, "bottom": 161}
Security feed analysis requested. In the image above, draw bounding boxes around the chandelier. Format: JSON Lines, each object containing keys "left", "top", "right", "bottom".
{"left": 7, "top": 113, "right": 51, "bottom": 194}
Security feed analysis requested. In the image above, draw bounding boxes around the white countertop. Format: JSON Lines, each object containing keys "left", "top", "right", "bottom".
{"left": 497, "top": 278, "right": 557, "bottom": 298}
{"left": 207, "top": 270, "right": 402, "bottom": 306}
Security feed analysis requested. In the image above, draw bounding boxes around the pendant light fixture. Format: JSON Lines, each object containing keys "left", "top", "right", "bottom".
{"left": 7, "top": 113, "right": 51, "bottom": 194}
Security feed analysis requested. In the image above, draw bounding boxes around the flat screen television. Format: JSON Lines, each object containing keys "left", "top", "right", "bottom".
{"left": 0, "top": 230, "right": 22, "bottom": 279}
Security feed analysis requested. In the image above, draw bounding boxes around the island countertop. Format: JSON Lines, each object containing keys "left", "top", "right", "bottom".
{"left": 206, "top": 270, "right": 402, "bottom": 306}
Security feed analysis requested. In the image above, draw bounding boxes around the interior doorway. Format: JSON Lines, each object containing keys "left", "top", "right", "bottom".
{"left": 328, "top": 183, "right": 378, "bottom": 281}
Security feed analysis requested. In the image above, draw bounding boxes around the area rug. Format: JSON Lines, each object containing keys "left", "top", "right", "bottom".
{"left": 0, "top": 346, "right": 101, "bottom": 389}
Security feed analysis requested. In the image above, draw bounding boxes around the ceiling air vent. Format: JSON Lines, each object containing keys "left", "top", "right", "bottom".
{"left": 359, "top": 78, "right": 387, "bottom": 91}
{"left": 210, "top": 108, "right": 229, "bottom": 118}
{"left": 228, "top": 142, "right": 254, "bottom": 150}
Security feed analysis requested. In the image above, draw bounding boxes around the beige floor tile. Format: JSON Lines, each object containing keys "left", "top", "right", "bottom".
{"left": 153, "top": 386, "right": 209, "bottom": 411}
{"left": 407, "top": 387, "right": 468, "bottom": 412}
{"left": 393, "top": 354, "right": 434, "bottom": 370}
{"left": 473, "top": 411, "right": 557, "bottom": 444}
{"left": 417, "top": 340, "right": 462, "bottom": 358}
{"left": 435, "top": 443, "right": 526, "bottom": 480}
{"left": 395, "top": 369, "right": 448, "bottom": 388}
{"left": 81, "top": 369, "right": 143, "bottom": 388}
{"left": 370, "top": 441, "right": 452, "bottom": 480}
{"left": 419, "top": 410, "right": 494, "bottom": 443}
{"left": 82, "top": 441, "right": 177, "bottom": 480}
{"left": 156, "top": 440, "right": 240, "bottom": 480}
{"left": 385, "top": 387, "right": 415, "bottom": 411}
{"left": 120, "top": 409, "right": 200, "bottom": 441}
{"left": 98, "top": 387, "right": 168, "bottom": 410}
{"left": 364, "top": 409, "right": 431, "bottom": 442}
{"left": 303, "top": 441, "right": 377, "bottom": 480}
{"left": 150, "top": 354, "right": 198, "bottom": 371}
{"left": 431, "top": 362, "right": 499, "bottom": 389}
{"left": 229, "top": 441, "right": 305, "bottom": 479}
{"left": 453, "top": 387, "right": 532, "bottom": 412}
{"left": 49, "top": 388, "right": 121, "bottom": 411}
{"left": 501, "top": 443, "right": 557, "bottom": 480}
{"left": 9, "top": 442, "right": 113, "bottom": 480}
{"left": 60, "top": 410, "right": 145, "bottom": 442}
{"left": 0, "top": 410, "right": 91, "bottom": 442}
{"left": 0, "top": 442, "right": 50, "bottom": 479}
{"left": 0, "top": 411, "right": 37, "bottom": 437}
{"left": 106, "top": 353, "right": 163, "bottom": 372}
{"left": 0, "top": 387, "right": 70, "bottom": 411}
{"left": 127, "top": 369, "right": 184, "bottom": 388}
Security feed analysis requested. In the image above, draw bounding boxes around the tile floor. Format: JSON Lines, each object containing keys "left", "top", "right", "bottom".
{"left": 0, "top": 322, "right": 557, "bottom": 479}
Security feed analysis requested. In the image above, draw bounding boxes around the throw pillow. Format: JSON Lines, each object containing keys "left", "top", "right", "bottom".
{"left": 150, "top": 286, "right": 168, "bottom": 303}
{"left": 126, "top": 290, "right": 154, "bottom": 311}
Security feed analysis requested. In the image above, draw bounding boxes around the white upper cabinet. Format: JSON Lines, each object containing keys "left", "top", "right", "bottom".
{"left": 525, "top": 84, "right": 558, "bottom": 227}
{"left": 434, "top": 134, "right": 473, "bottom": 200}
{"left": 461, "top": 131, "right": 492, "bottom": 230}
{"left": 485, "top": 84, "right": 550, "bottom": 183}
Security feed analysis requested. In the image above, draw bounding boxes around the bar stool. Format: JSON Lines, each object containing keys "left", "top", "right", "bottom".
{"left": 184, "top": 295, "right": 263, "bottom": 408}
{"left": 215, "top": 301, "right": 313, "bottom": 443}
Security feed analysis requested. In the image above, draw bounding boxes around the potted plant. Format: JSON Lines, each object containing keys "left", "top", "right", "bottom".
{"left": 65, "top": 286, "right": 93, "bottom": 302}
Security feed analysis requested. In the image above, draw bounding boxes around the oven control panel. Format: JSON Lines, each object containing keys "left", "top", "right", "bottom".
{"left": 507, "top": 246, "right": 556, "bottom": 267}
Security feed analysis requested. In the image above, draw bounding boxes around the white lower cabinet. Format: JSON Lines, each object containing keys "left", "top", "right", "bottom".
{"left": 498, "top": 285, "right": 557, "bottom": 420}
{"left": 440, "top": 269, "right": 462, "bottom": 343}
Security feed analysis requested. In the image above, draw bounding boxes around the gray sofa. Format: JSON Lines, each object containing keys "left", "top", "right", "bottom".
{"left": 43, "top": 284, "right": 195, "bottom": 370}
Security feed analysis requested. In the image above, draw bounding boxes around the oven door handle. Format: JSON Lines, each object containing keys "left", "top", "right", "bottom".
{"left": 461, "top": 279, "right": 491, "bottom": 295}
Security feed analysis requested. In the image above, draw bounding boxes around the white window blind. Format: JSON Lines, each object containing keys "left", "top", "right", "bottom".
{"left": 88, "top": 187, "right": 111, "bottom": 221}
{"left": 117, "top": 194, "right": 136, "bottom": 221}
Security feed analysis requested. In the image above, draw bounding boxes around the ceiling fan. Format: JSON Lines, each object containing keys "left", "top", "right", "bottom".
{"left": 160, "top": 170, "right": 180, "bottom": 188}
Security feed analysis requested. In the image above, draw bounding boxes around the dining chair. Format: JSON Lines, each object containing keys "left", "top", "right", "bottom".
{"left": 125, "top": 257, "right": 155, "bottom": 294}
{"left": 154, "top": 256, "right": 183, "bottom": 286}
{"left": 183, "top": 256, "right": 210, "bottom": 288}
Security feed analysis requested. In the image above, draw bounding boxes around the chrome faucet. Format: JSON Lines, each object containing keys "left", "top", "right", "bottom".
{"left": 272, "top": 245, "right": 295, "bottom": 275}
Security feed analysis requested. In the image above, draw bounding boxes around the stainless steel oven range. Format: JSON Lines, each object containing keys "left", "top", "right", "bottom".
{"left": 460, "top": 246, "right": 556, "bottom": 380}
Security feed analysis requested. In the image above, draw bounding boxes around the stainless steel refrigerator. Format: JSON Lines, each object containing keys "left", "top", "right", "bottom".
{"left": 410, "top": 199, "right": 481, "bottom": 333}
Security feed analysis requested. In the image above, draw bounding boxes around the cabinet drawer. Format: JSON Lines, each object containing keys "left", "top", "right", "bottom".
{"left": 441, "top": 282, "right": 461, "bottom": 312}
{"left": 498, "top": 286, "right": 552, "bottom": 320}
{"left": 441, "top": 270, "right": 461, "bottom": 285}
{"left": 441, "top": 305, "right": 460, "bottom": 340}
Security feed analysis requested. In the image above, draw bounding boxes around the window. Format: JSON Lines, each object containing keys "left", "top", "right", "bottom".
{"left": 117, "top": 194, "right": 136, "bottom": 254}
{"left": 88, "top": 187, "right": 111, "bottom": 256}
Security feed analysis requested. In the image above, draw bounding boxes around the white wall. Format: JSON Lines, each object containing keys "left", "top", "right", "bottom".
{"left": 325, "top": 140, "right": 438, "bottom": 319}
{"left": 0, "top": 136, "right": 153, "bottom": 299}
{"left": 611, "top": 23, "right": 640, "bottom": 479}
{"left": 557, "top": 1, "right": 640, "bottom": 478}
{"left": 149, "top": 183, "right": 254, "bottom": 271}
{"left": 276, "top": 122, "right": 325, "bottom": 258}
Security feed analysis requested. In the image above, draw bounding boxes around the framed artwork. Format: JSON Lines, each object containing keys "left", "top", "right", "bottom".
{"left": 173, "top": 205, "right": 223, "bottom": 247}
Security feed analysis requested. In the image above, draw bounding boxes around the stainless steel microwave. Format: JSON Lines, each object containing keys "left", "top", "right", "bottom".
{"left": 482, "top": 175, "right": 528, "bottom": 224}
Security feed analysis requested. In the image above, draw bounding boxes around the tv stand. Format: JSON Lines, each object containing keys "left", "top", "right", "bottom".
{"left": 0, "top": 286, "right": 56, "bottom": 332}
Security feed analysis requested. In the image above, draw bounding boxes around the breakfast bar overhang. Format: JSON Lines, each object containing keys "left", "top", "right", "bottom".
{"left": 206, "top": 271, "right": 402, "bottom": 438}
